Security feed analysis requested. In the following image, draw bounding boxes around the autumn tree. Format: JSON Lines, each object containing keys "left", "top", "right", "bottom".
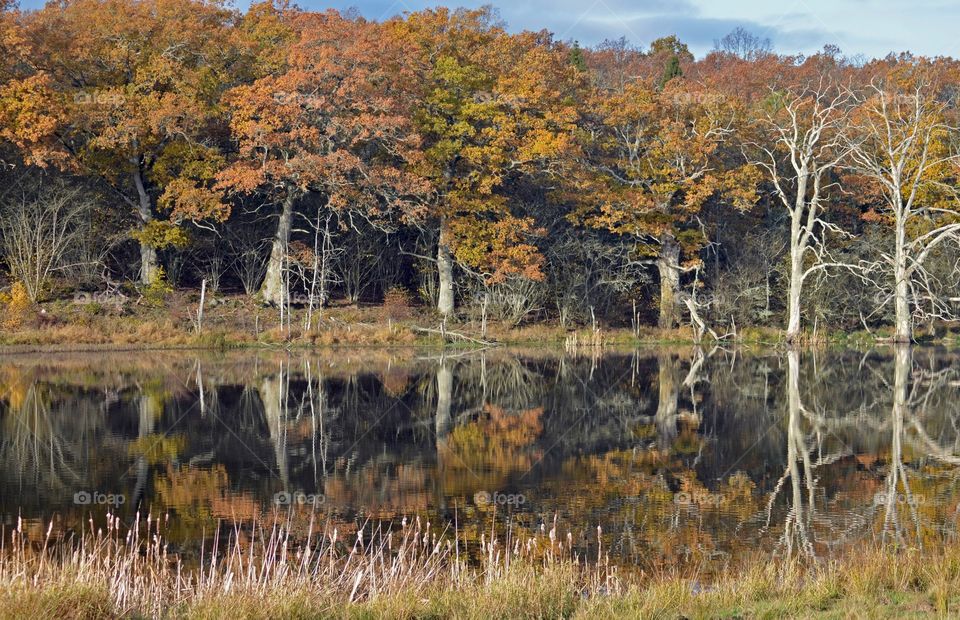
{"left": 10, "top": 0, "right": 237, "bottom": 284}
{"left": 392, "top": 7, "right": 580, "bottom": 316}
{"left": 576, "top": 73, "right": 757, "bottom": 329}
{"left": 650, "top": 35, "right": 692, "bottom": 90}
{"left": 847, "top": 63, "right": 960, "bottom": 342}
{"left": 0, "top": 0, "right": 62, "bottom": 170}
{"left": 0, "top": 0, "right": 13, "bottom": 73}
{"left": 0, "top": 0, "right": 17, "bottom": 188}
{"left": 219, "top": 8, "right": 427, "bottom": 306}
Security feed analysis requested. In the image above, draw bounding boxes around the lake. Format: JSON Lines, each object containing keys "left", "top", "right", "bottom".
{"left": 2, "top": 346, "right": 959, "bottom": 574}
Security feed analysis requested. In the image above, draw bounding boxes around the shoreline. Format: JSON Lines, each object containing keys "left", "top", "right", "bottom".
{"left": 2, "top": 293, "right": 958, "bottom": 354}
{"left": 2, "top": 328, "right": 956, "bottom": 355}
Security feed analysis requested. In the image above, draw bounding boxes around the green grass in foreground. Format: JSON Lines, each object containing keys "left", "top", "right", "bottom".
{"left": 2, "top": 513, "right": 959, "bottom": 619}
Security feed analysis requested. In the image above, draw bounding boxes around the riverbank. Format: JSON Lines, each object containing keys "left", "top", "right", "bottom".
{"left": 2, "top": 291, "right": 954, "bottom": 352}
{"left": 1, "top": 513, "right": 955, "bottom": 619}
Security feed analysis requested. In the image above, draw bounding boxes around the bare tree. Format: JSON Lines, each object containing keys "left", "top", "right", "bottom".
{"left": 462, "top": 274, "right": 547, "bottom": 326}
{"left": 713, "top": 27, "right": 772, "bottom": 61}
{"left": 847, "top": 76, "right": 960, "bottom": 342}
{"left": 711, "top": 222, "right": 787, "bottom": 326}
{"left": 225, "top": 214, "right": 272, "bottom": 297}
{"left": 1, "top": 179, "right": 95, "bottom": 301}
{"left": 749, "top": 81, "right": 864, "bottom": 341}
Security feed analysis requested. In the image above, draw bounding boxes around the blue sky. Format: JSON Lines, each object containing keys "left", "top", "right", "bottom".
{"left": 16, "top": 0, "right": 960, "bottom": 59}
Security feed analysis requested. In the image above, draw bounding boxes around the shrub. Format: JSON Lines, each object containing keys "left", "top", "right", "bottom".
{"left": 383, "top": 285, "right": 414, "bottom": 319}
{"left": 82, "top": 302, "right": 103, "bottom": 316}
{"left": 142, "top": 267, "right": 173, "bottom": 308}
{"left": 131, "top": 221, "right": 189, "bottom": 250}
{"left": 0, "top": 282, "right": 34, "bottom": 330}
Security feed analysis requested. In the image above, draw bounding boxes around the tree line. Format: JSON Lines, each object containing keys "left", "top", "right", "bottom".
{"left": 1, "top": 0, "right": 960, "bottom": 342}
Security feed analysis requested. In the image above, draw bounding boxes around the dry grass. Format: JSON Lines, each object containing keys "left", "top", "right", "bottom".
{"left": 0, "top": 512, "right": 611, "bottom": 619}
{"left": 2, "top": 512, "right": 959, "bottom": 619}
{"left": 0, "top": 292, "right": 915, "bottom": 351}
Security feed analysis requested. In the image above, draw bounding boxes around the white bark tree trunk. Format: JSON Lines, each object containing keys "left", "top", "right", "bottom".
{"left": 261, "top": 371, "right": 290, "bottom": 488}
{"left": 893, "top": 219, "right": 912, "bottom": 343}
{"left": 785, "top": 175, "right": 808, "bottom": 343}
{"left": 786, "top": 243, "right": 804, "bottom": 342}
{"left": 437, "top": 217, "right": 455, "bottom": 317}
{"left": 435, "top": 358, "right": 452, "bottom": 438}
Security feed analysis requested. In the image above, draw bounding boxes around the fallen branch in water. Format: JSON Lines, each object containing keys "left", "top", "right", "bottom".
{"left": 413, "top": 326, "right": 499, "bottom": 346}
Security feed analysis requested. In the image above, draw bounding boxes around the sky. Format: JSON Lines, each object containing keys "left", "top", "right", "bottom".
{"left": 294, "top": 0, "right": 960, "bottom": 60}
{"left": 14, "top": 0, "right": 960, "bottom": 60}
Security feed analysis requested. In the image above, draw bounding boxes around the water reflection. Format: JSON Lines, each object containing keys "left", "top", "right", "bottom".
{"left": 2, "top": 347, "right": 960, "bottom": 572}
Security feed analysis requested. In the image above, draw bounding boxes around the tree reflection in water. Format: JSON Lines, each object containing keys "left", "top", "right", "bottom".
{"left": 2, "top": 347, "right": 960, "bottom": 573}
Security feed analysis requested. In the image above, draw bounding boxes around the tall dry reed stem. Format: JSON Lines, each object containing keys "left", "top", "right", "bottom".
{"left": 1, "top": 511, "right": 615, "bottom": 617}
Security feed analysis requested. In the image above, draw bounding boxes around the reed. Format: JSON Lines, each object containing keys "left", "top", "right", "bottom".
{"left": 0, "top": 512, "right": 613, "bottom": 618}
{"left": 1, "top": 511, "right": 958, "bottom": 618}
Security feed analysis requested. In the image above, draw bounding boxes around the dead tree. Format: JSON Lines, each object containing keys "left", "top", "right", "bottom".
{"left": 749, "top": 80, "right": 869, "bottom": 341}
{"left": 847, "top": 76, "right": 960, "bottom": 342}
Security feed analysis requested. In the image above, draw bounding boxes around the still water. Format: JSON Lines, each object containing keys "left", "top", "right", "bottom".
{"left": 2, "top": 346, "right": 959, "bottom": 572}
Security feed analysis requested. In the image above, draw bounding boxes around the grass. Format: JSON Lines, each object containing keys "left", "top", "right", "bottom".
{"left": 2, "top": 512, "right": 959, "bottom": 619}
{"left": 2, "top": 290, "right": 960, "bottom": 351}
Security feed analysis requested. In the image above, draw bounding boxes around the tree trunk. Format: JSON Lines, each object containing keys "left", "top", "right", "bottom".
{"left": 785, "top": 212, "right": 804, "bottom": 342}
{"left": 260, "top": 189, "right": 296, "bottom": 306}
{"left": 318, "top": 213, "right": 333, "bottom": 309}
{"left": 786, "top": 258, "right": 803, "bottom": 342}
{"left": 784, "top": 347, "right": 812, "bottom": 556}
{"left": 883, "top": 344, "right": 910, "bottom": 543}
{"left": 260, "top": 370, "right": 289, "bottom": 489}
{"left": 132, "top": 166, "right": 157, "bottom": 285}
{"left": 132, "top": 392, "right": 158, "bottom": 510}
{"left": 435, "top": 357, "right": 452, "bottom": 439}
{"left": 657, "top": 233, "right": 681, "bottom": 329}
{"left": 655, "top": 353, "right": 678, "bottom": 451}
{"left": 437, "top": 217, "right": 455, "bottom": 317}
{"left": 893, "top": 224, "right": 912, "bottom": 343}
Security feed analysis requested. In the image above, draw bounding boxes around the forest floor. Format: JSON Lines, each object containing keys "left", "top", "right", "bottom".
{"left": 0, "top": 291, "right": 956, "bottom": 351}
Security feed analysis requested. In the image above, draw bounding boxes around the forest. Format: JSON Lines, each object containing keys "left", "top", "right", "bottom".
{"left": 1, "top": 0, "right": 960, "bottom": 345}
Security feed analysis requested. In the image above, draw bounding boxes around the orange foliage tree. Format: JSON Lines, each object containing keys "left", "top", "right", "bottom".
{"left": 575, "top": 71, "right": 758, "bottom": 328}
{"left": 0, "top": 0, "right": 60, "bottom": 168}
{"left": 7, "top": 0, "right": 238, "bottom": 284}
{"left": 219, "top": 7, "right": 428, "bottom": 305}
{"left": 391, "top": 7, "right": 581, "bottom": 316}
